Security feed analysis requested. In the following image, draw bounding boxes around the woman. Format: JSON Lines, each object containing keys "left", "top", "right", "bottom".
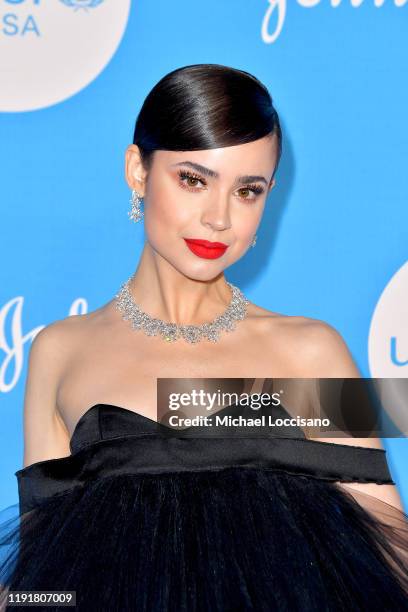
{"left": 1, "top": 63, "right": 408, "bottom": 611}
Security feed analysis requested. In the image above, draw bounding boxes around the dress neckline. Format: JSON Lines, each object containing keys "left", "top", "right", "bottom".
{"left": 69, "top": 403, "right": 388, "bottom": 453}
{"left": 70, "top": 404, "right": 161, "bottom": 444}
{"left": 14, "top": 403, "right": 390, "bottom": 485}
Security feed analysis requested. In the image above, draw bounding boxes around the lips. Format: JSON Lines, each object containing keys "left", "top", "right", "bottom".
{"left": 184, "top": 238, "right": 229, "bottom": 260}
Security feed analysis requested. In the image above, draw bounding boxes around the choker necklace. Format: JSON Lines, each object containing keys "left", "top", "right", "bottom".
{"left": 114, "top": 275, "right": 250, "bottom": 343}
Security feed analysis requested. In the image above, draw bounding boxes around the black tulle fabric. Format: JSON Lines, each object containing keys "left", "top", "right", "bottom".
{"left": 1, "top": 402, "right": 408, "bottom": 611}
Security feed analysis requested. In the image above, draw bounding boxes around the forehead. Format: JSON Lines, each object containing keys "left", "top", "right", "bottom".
{"left": 154, "top": 134, "right": 278, "bottom": 177}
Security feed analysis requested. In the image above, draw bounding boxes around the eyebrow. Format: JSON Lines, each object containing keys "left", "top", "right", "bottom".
{"left": 170, "top": 160, "right": 268, "bottom": 185}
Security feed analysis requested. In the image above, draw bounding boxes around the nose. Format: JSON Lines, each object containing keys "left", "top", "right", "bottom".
{"left": 200, "top": 193, "right": 232, "bottom": 232}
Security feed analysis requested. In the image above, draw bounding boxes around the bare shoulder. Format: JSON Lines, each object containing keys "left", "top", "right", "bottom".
{"left": 248, "top": 305, "right": 403, "bottom": 509}
{"left": 22, "top": 312, "right": 98, "bottom": 467}
{"left": 27, "top": 316, "right": 83, "bottom": 385}
{"left": 31, "top": 313, "right": 83, "bottom": 349}
{"left": 28, "top": 311, "right": 92, "bottom": 366}
{"left": 289, "top": 316, "right": 361, "bottom": 377}
{"left": 247, "top": 302, "right": 361, "bottom": 377}
{"left": 30, "top": 300, "right": 119, "bottom": 371}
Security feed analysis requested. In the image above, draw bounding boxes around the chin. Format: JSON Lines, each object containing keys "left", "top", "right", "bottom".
{"left": 179, "top": 265, "right": 226, "bottom": 283}
{"left": 156, "top": 247, "right": 233, "bottom": 281}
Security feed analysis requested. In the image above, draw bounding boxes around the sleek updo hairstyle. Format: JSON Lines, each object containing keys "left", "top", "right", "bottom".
{"left": 133, "top": 63, "right": 282, "bottom": 180}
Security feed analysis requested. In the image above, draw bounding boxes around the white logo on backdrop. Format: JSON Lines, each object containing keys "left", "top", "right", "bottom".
{"left": 0, "top": 296, "right": 88, "bottom": 393}
{"left": 59, "top": 0, "right": 104, "bottom": 9}
{"left": 0, "top": 0, "right": 130, "bottom": 112}
{"left": 261, "top": 0, "right": 407, "bottom": 44}
{"left": 368, "top": 260, "right": 408, "bottom": 377}
{"left": 368, "top": 261, "right": 408, "bottom": 435}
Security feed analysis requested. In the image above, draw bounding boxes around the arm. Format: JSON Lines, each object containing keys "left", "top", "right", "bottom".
{"left": 300, "top": 320, "right": 405, "bottom": 512}
{"left": 22, "top": 321, "right": 71, "bottom": 468}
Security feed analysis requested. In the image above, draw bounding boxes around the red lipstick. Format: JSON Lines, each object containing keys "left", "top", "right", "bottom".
{"left": 184, "top": 238, "right": 228, "bottom": 260}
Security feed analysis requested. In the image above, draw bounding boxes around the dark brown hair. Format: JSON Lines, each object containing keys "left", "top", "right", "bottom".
{"left": 133, "top": 63, "right": 282, "bottom": 179}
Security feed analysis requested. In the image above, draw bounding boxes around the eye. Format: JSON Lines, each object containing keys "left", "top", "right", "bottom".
{"left": 176, "top": 169, "right": 265, "bottom": 202}
{"left": 177, "top": 169, "right": 207, "bottom": 191}
{"left": 236, "top": 184, "right": 265, "bottom": 202}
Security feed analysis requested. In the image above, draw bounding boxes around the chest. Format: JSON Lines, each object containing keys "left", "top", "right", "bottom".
{"left": 56, "top": 322, "right": 295, "bottom": 435}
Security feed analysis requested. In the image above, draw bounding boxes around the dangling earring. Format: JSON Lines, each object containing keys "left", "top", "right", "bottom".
{"left": 128, "top": 189, "right": 144, "bottom": 223}
{"left": 251, "top": 234, "right": 257, "bottom": 248}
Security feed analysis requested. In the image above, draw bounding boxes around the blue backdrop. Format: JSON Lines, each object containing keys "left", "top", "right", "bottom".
{"left": 1, "top": 0, "right": 407, "bottom": 511}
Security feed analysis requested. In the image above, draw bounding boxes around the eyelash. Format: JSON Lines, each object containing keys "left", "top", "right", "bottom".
{"left": 176, "top": 169, "right": 265, "bottom": 201}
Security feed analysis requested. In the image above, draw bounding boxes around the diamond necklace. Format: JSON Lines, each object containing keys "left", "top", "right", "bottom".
{"left": 114, "top": 275, "right": 250, "bottom": 343}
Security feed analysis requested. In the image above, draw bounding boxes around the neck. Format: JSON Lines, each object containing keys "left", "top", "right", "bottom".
{"left": 127, "top": 241, "right": 232, "bottom": 325}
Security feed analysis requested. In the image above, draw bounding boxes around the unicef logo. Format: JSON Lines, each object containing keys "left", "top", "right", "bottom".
{"left": 368, "top": 261, "right": 408, "bottom": 435}
{"left": 0, "top": 0, "right": 131, "bottom": 111}
{"left": 368, "top": 260, "right": 408, "bottom": 377}
{"left": 59, "top": 0, "right": 104, "bottom": 10}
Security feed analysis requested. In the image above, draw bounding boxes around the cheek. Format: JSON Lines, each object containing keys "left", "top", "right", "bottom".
{"left": 143, "top": 180, "right": 193, "bottom": 239}
{"left": 232, "top": 207, "right": 263, "bottom": 240}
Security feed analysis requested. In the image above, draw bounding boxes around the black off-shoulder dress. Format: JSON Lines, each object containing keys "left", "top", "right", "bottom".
{"left": 1, "top": 401, "right": 408, "bottom": 611}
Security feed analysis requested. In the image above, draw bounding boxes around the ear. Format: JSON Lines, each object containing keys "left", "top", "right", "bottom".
{"left": 125, "top": 144, "right": 148, "bottom": 195}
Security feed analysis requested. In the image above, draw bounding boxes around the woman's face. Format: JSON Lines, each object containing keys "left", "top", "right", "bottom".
{"left": 126, "top": 134, "right": 278, "bottom": 281}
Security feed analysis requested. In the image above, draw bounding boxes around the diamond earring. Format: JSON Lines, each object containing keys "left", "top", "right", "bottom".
{"left": 128, "top": 189, "right": 144, "bottom": 223}
{"left": 251, "top": 234, "right": 257, "bottom": 248}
